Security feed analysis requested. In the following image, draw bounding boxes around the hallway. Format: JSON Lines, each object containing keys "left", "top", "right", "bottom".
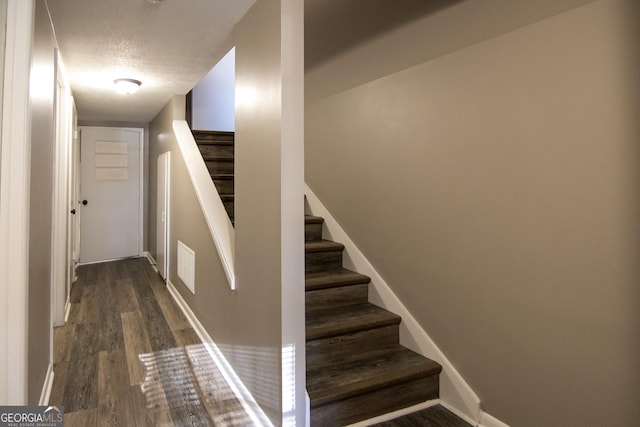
{"left": 49, "top": 258, "right": 254, "bottom": 426}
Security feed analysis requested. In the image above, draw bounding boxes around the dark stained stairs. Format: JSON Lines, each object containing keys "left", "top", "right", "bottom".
{"left": 305, "top": 215, "right": 442, "bottom": 425}
{"left": 191, "top": 129, "right": 443, "bottom": 424}
{"left": 192, "top": 130, "right": 234, "bottom": 224}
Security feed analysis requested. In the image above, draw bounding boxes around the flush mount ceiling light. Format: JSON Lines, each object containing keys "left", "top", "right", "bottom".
{"left": 147, "top": 0, "right": 164, "bottom": 3}
{"left": 114, "top": 78, "right": 142, "bottom": 95}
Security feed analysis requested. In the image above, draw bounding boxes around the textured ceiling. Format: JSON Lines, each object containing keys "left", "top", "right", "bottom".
{"left": 46, "top": 0, "right": 255, "bottom": 123}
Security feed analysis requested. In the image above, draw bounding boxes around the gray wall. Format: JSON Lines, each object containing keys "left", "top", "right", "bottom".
{"left": 305, "top": 0, "right": 640, "bottom": 425}
{"left": 28, "top": 0, "right": 56, "bottom": 403}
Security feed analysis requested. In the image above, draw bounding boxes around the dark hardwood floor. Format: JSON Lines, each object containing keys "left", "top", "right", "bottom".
{"left": 370, "top": 405, "right": 471, "bottom": 427}
{"left": 50, "top": 257, "right": 253, "bottom": 426}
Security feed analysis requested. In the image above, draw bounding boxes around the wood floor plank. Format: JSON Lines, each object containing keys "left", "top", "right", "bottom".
{"left": 53, "top": 323, "right": 75, "bottom": 363}
{"left": 129, "top": 385, "right": 153, "bottom": 427}
{"left": 130, "top": 273, "right": 177, "bottom": 351}
{"left": 97, "top": 349, "right": 135, "bottom": 427}
{"left": 98, "top": 284, "right": 125, "bottom": 352}
{"left": 67, "top": 302, "right": 81, "bottom": 324}
{"left": 64, "top": 409, "right": 97, "bottom": 427}
{"left": 77, "top": 285, "right": 100, "bottom": 324}
{"left": 138, "top": 354, "right": 174, "bottom": 426}
{"left": 69, "top": 279, "right": 84, "bottom": 304}
{"left": 155, "top": 347, "right": 213, "bottom": 426}
{"left": 184, "top": 344, "right": 253, "bottom": 426}
{"left": 64, "top": 322, "right": 99, "bottom": 412}
{"left": 151, "top": 282, "right": 191, "bottom": 332}
{"left": 49, "top": 362, "right": 68, "bottom": 407}
{"left": 116, "top": 278, "right": 139, "bottom": 313}
{"left": 121, "top": 311, "right": 153, "bottom": 386}
{"left": 371, "top": 404, "right": 472, "bottom": 427}
{"left": 131, "top": 384, "right": 174, "bottom": 427}
{"left": 173, "top": 328, "right": 201, "bottom": 348}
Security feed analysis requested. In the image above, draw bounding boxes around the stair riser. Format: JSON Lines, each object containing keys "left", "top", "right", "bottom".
{"left": 198, "top": 144, "right": 233, "bottom": 158}
{"left": 206, "top": 160, "right": 234, "bottom": 175}
{"left": 306, "top": 324, "right": 398, "bottom": 369}
{"left": 305, "top": 222, "right": 323, "bottom": 242}
{"left": 305, "top": 284, "right": 368, "bottom": 311}
{"left": 192, "top": 130, "right": 234, "bottom": 143}
{"left": 310, "top": 374, "right": 439, "bottom": 426}
{"left": 194, "top": 134, "right": 234, "bottom": 143}
{"left": 213, "top": 178, "right": 234, "bottom": 194}
{"left": 305, "top": 251, "right": 343, "bottom": 273}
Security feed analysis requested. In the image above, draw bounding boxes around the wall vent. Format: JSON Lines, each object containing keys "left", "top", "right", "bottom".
{"left": 177, "top": 240, "right": 195, "bottom": 294}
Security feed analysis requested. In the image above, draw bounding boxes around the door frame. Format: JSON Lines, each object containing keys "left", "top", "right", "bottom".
{"left": 52, "top": 49, "right": 72, "bottom": 327}
{"left": 156, "top": 151, "right": 170, "bottom": 280}
{"left": 78, "top": 126, "right": 145, "bottom": 263}
{"left": 0, "top": 0, "right": 34, "bottom": 404}
{"left": 68, "top": 102, "right": 79, "bottom": 308}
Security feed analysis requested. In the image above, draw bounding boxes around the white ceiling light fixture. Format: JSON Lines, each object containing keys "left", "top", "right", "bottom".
{"left": 114, "top": 78, "right": 142, "bottom": 95}
{"left": 146, "top": 0, "right": 164, "bottom": 3}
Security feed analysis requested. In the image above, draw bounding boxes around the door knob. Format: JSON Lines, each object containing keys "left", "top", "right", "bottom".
{"left": 82, "top": 200, "right": 88, "bottom": 205}
{"left": 70, "top": 209, "right": 76, "bottom": 214}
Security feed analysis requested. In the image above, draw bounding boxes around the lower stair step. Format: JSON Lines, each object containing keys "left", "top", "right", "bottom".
{"left": 305, "top": 268, "right": 370, "bottom": 291}
{"left": 305, "top": 240, "right": 345, "bottom": 273}
{"left": 305, "top": 215, "right": 324, "bottom": 241}
{"left": 306, "top": 303, "right": 400, "bottom": 341}
{"left": 307, "top": 346, "right": 441, "bottom": 425}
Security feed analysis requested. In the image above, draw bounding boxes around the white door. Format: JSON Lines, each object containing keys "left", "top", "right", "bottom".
{"left": 156, "top": 152, "right": 170, "bottom": 280}
{"left": 68, "top": 102, "right": 79, "bottom": 285}
{"left": 79, "top": 127, "right": 142, "bottom": 263}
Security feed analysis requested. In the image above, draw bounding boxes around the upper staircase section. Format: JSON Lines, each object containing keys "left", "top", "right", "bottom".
{"left": 192, "top": 130, "right": 235, "bottom": 224}
{"left": 172, "top": 121, "right": 234, "bottom": 289}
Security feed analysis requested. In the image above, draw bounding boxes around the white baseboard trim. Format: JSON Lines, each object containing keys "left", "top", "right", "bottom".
{"left": 144, "top": 252, "right": 159, "bottom": 274}
{"left": 38, "top": 364, "right": 54, "bottom": 406}
{"left": 304, "top": 185, "right": 481, "bottom": 423}
{"left": 345, "top": 399, "right": 440, "bottom": 427}
{"left": 144, "top": 251, "right": 155, "bottom": 265}
{"left": 479, "top": 411, "right": 510, "bottom": 427}
{"left": 166, "top": 280, "right": 273, "bottom": 427}
{"left": 64, "top": 296, "right": 71, "bottom": 323}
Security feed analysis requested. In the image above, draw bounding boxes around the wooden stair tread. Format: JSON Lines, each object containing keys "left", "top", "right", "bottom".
{"left": 212, "top": 174, "right": 234, "bottom": 180}
{"left": 305, "top": 215, "right": 324, "bottom": 224}
{"left": 202, "top": 155, "right": 233, "bottom": 162}
{"left": 306, "top": 303, "right": 400, "bottom": 340}
{"left": 219, "top": 194, "right": 234, "bottom": 202}
{"left": 305, "top": 239, "right": 344, "bottom": 253}
{"left": 307, "top": 346, "right": 441, "bottom": 406}
{"left": 306, "top": 268, "right": 370, "bottom": 291}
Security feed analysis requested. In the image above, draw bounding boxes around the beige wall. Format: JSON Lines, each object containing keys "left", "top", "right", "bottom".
{"left": 305, "top": 0, "right": 640, "bottom": 425}
{"left": 234, "top": 0, "right": 305, "bottom": 423}
{"left": 28, "top": 0, "right": 56, "bottom": 403}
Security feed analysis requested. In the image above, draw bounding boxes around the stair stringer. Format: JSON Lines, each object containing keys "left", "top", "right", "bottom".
{"left": 304, "top": 184, "right": 481, "bottom": 425}
{"left": 172, "top": 120, "right": 235, "bottom": 289}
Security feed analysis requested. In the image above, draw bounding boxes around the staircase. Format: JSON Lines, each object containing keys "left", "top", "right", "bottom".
{"left": 305, "top": 215, "right": 442, "bottom": 425}
{"left": 190, "top": 129, "right": 441, "bottom": 424}
{"left": 192, "top": 130, "right": 235, "bottom": 224}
